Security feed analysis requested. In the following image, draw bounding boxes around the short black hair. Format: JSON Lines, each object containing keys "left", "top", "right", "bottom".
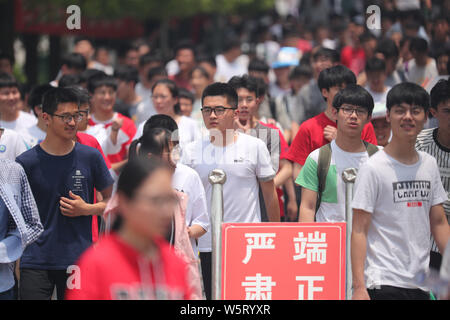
{"left": 178, "top": 87, "right": 195, "bottom": 103}
{"left": 0, "top": 72, "right": 19, "bottom": 89}
{"left": 79, "top": 69, "right": 104, "bottom": 84}
{"left": 174, "top": 40, "right": 195, "bottom": 56}
{"left": 87, "top": 73, "right": 117, "bottom": 94}
{"left": 202, "top": 82, "right": 238, "bottom": 108}
{"left": 365, "top": 57, "right": 386, "bottom": 73}
{"left": 228, "top": 75, "right": 259, "bottom": 96}
{"left": 332, "top": 84, "right": 374, "bottom": 116}
{"left": 312, "top": 47, "right": 340, "bottom": 63}
{"left": 386, "top": 82, "right": 430, "bottom": 112}
{"left": 28, "top": 84, "right": 54, "bottom": 116}
{"left": 409, "top": 37, "right": 428, "bottom": 53}
{"left": 318, "top": 65, "right": 356, "bottom": 92}
{"left": 58, "top": 74, "right": 82, "bottom": 88}
{"left": 42, "top": 86, "right": 81, "bottom": 115}
{"left": 248, "top": 59, "right": 270, "bottom": 74}
{"left": 375, "top": 38, "right": 399, "bottom": 59}
{"left": 430, "top": 79, "right": 450, "bottom": 110}
{"left": 61, "top": 53, "right": 87, "bottom": 71}
{"left": 143, "top": 114, "right": 178, "bottom": 134}
{"left": 197, "top": 54, "right": 217, "bottom": 68}
{"left": 289, "top": 64, "right": 313, "bottom": 80}
{"left": 114, "top": 65, "right": 139, "bottom": 84}
{"left": 147, "top": 66, "right": 168, "bottom": 82}
{"left": 139, "top": 53, "right": 163, "bottom": 68}
{"left": 359, "top": 32, "right": 377, "bottom": 44}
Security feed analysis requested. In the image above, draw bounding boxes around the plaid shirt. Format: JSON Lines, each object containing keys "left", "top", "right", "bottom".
{"left": 0, "top": 159, "right": 43, "bottom": 248}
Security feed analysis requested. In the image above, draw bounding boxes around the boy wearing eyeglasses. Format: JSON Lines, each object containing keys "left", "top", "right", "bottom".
{"left": 15, "top": 87, "right": 114, "bottom": 300}
{"left": 286, "top": 65, "right": 377, "bottom": 182}
{"left": 351, "top": 82, "right": 449, "bottom": 300}
{"left": 182, "top": 82, "right": 279, "bottom": 299}
{"left": 296, "top": 84, "right": 376, "bottom": 223}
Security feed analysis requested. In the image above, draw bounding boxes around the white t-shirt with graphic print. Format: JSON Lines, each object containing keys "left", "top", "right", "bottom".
{"left": 352, "top": 150, "right": 447, "bottom": 290}
{"left": 296, "top": 140, "right": 370, "bottom": 222}
{"left": 182, "top": 132, "right": 276, "bottom": 252}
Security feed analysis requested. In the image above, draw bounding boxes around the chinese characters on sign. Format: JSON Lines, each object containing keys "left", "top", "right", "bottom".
{"left": 222, "top": 223, "right": 346, "bottom": 300}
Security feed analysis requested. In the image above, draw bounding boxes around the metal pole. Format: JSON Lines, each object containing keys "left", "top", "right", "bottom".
{"left": 342, "top": 168, "right": 357, "bottom": 300}
{"left": 208, "top": 169, "right": 227, "bottom": 300}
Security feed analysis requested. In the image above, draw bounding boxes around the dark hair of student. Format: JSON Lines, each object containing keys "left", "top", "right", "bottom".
{"left": 430, "top": 79, "right": 450, "bottom": 110}
{"left": 409, "top": 37, "right": 428, "bottom": 53}
{"left": 289, "top": 64, "right": 313, "bottom": 80}
{"left": 174, "top": 40, "right": 196, "bottom": 56}
{"left": 375, "top": 38, "right": 399, "bottom": 59}
{"left": 365, "top": 57, "right": 386, "bottom": 73}
{"left": 114, "top": 65, "right": 139, "bottom": 84}
{"left": 87, "top": 73, "right": 117, "bottom": 94}
{"left": 332, "top": 84, "right": 375, "bottom": 116}
{"left": 41, "top": 86, "right": 81, "bottom": 115}
{"left": 248, "top": 58, "right": 270, "bottom": 74}
{"left": 58, "top": 74, "right": 82, "bottom": 88}
{"left": 312, "top": 47, "right": 340, "bottom": 63}
{"left": 139, "top": 52, "right": 164, "bottom": 68}
{"left": 228, "top": 74, "right": 260, "bottom": 96}
{"left": 0, "top": 72, "right": 19, "bottom": 89}
{"left": 202, "top": 82, "right": 238, "bottom": 109}
{"left": 178, "top": 87, "right": 195, "bottom": 103}
{"left": 28, "top": 84, "right": 54, "bottom": 116}
{"left": 386, "top": 82, "right": 430, "bottom": 112}
{"left": 190, "top": 65, "right": 210, "bottom": 80}
{"left": 147, "top": 66, "right": 168, "bottom": 82}
{"left": 130, "top": 127, "right": 173, "bottom": 160}
{"left": 318, "top": 65, "right": 356, "bottom": 93}
{"left": 61, "top": 53, "right": 87, "bottom": 71}
{"left": 151, "top": 78, "right": 181, "bottom": 115}
{"left": 196, "top": 54, "right": 217, "bottom": 68}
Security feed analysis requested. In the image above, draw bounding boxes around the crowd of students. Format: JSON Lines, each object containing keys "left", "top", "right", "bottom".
{"left": 0, "top": 2, "right": 449, "bottom": 300}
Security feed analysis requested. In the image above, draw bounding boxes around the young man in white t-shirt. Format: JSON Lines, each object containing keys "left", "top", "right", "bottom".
{"left": 297, "top": 84, "right": 377, "bottom": 222}
{"left": 351, "top": 82, "right": 450, "bottom": 300}
{"left": 0, "top": 73, "right": 36, "bottom": 132}
{"left": 182, "top": 82, "right": 280, "bottom": 299}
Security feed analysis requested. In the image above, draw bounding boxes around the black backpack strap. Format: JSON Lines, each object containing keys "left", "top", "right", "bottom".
{"left": 316, "top": 143, "right": 332, "bottom": 213}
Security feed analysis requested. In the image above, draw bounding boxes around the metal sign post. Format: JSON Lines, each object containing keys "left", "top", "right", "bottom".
{"left": 342, "top": 168, "right": 357, "bottom": 300}
{"left": 208, "top": 169, "right": 227, "bottom": 300}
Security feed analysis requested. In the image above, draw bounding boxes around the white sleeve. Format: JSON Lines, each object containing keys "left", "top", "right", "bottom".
{"left": 351, "top": 162, "right": 378, "bottom": 214}
{"left": 255, "top": 139, "right": 276, "bottom": 182}
{"left": 187, "top": 171, "right": 210, "bottom": 232}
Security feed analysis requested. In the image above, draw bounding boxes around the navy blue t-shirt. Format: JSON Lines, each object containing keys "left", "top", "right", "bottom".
{"left": 16, "top": 143, "right": 114, "bottom": 270}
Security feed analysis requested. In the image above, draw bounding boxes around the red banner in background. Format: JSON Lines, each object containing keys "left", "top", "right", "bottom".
{"left": 14, "top": 0, "right": 145, "bottom": 38}
{"left": 221, "top": 223, "right": 346, "bottom": 300}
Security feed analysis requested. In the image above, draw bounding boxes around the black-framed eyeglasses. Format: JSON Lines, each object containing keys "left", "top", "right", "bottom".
{"left": 339, "top": 106, "right": 368, "bottom": 117}
{"left": 201, "top": 106, "right": 236, "bottom": 116}
{"left": 50, "top": 112, "right": 84, "bottom": 124}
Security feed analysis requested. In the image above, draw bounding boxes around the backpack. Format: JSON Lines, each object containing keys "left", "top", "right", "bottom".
{"left": 315, "top": 141, "right": 379, "bottom": 212}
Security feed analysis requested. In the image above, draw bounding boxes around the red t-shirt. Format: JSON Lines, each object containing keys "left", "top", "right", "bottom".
{"left": 286, "top": 112, "right": 377, "bottom": 166}
{"left": 340, "top": 45, "right": 366, "bottom": 76}
{"left": 66, "top": 234, "right": 192, "bottom": 300}
{"left": 76, "top": 132, "right": 112, "bottom": 243}
{"left": 88, "top": 113, "right": 137, "bottom": 164}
